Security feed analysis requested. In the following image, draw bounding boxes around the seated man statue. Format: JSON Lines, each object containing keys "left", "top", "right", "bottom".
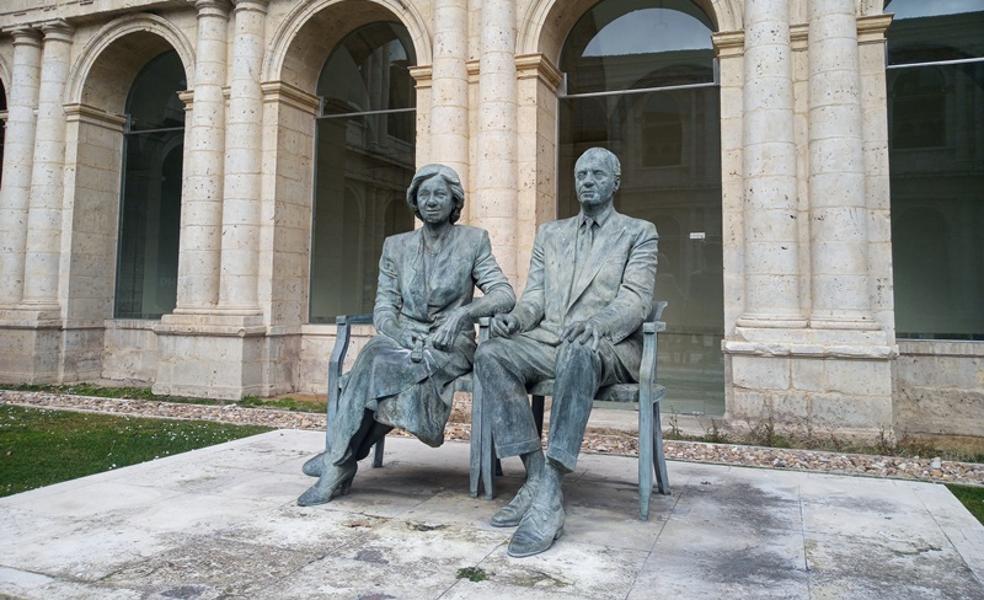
{"left": 474, "top": 147, "right": 658, "bottom": 557}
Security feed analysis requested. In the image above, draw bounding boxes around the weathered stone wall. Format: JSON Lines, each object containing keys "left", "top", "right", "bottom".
{"left": 0, "top": 0, "right": 979, "bottom": 439}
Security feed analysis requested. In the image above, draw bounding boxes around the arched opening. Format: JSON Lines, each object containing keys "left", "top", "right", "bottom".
{"left": 558, "top": 0, "right": 724, "bottom": 415}
{"left": 308, "top": 21, "right": 417, "bottom": 324}
{"left": 887, "top": 0, "right": 984, "bottom": 340}
{"left": 113, "top": 50, "right": 186, "bottom": 319}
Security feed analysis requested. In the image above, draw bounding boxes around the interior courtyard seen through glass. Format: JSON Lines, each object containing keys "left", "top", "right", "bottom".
{"left": 886, "top": 0, "right": 984, "bottom": 340}
{"left": 559, "top": 0, "right": 724, "bottom": 415}
{"left": 309, "top": 21, "right": 417, "bottom": 324}
{"left": 114, "top": 50, "right": 185, "bottom": 319}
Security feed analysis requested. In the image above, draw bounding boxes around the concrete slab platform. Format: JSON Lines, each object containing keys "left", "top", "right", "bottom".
{"left": 1, "top": 430, "right": 983, "bottom": 599}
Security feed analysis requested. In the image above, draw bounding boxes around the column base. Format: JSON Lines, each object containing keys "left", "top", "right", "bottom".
{"left": 724, "top": 325, "right": 897, "bottom": 441}
{"left": 0, "top": 317, "right": 104, "bottom": 384}
{"left": 153, "top": 312, "right": 294, "bottom": 400}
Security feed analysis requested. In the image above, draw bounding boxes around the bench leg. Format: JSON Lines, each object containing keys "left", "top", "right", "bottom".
{"left": 653, "top": 401, "right": 670, "bottom": 495}
{"left": 469, "top": 380, "right": 483, "bottom": 498}
{"left": 532, "top": 395, "right": 545, "bottom": 439}
{"left": 638, "top": 393, "right": 654, "bottom": 521}
{"left": 372, "top": 437, "right": 385, "bottom": 468}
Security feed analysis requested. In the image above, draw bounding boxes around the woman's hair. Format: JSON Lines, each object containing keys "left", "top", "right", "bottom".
{"left": 406, "top": 164, "right": 466, "bottom": 225}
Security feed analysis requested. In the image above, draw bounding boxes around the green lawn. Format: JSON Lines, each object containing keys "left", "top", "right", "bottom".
{"left": 947, "top": 484, "right": 984, "bottom": 525}
{"left": 0, "top": 405, "right": 270, "bottom": 497}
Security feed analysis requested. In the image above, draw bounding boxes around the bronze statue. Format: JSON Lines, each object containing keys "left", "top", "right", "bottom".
{"left": 474, "top": 148, "right": 658, "bottom": 556}
{"left": 298, "top": 164, "right": 515, "bottom": 506}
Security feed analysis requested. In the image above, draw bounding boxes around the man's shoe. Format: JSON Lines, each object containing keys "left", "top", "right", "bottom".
{"left": 301, "top": 452, "right": 325, "bottom": 477}
{"left": 297, "top": 462, "right": 357, "bottom": 506}
{"left": 506, "top": 495, "right": 565, "bottom": 557}
{"left": 491, "top": 478, "right": 539, "bottom": 527}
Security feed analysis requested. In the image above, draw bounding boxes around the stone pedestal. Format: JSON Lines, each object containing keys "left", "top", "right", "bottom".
{"left": 152, "top": 314, "right": 268, "bottom": 399}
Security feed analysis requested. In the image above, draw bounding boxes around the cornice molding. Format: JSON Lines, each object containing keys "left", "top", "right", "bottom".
{"left": 260, "top": 80, "right": 319, "bottom": 114}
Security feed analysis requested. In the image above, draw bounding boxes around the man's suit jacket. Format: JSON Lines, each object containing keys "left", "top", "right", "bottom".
{"left": 512, "top": 208, "right": 659, "bottom": 377}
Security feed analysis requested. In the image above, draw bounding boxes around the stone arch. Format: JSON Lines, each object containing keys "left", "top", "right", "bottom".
{"left": 264, "top": 0, "right": 431, "bottom": 93}
{"left": 519, "top": 0, "right": 742, "bottom": 63}
{"left": 65, "top": 13, "right": 195, "bottom": 112}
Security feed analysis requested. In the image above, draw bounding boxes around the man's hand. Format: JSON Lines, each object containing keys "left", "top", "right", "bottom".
{"left": 490, "top": 313, "right": 521, "bottom": 338}
{"left": 561, "top": 320, "right": 603, "bottom": 350}
{"left": 431, "top": 308, "right": 473, "bottom": 351}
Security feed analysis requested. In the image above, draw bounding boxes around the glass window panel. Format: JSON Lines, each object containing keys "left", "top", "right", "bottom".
{"left": 561, "top": 0, "right": 715, "bottom": 94}
{"left": 559, "top": 85, "right": 724, "bottom": 415}
{"left": 115, "top": 50, "right": 185, "bottom": 319}
{"left": 890, "top": 61, "right": 984, "bottom": 339}
{"left": 124, "top": 51, "right": 187, "bottom": 132}
{"left": 317, "top": 22, "right": 417, "bottom": 116}
{"left": 309, "top": 111, "right": 416, "bottom": 323}
{"left": 115, "top": 130, "right": 183, "bottom": 319}
{"left": 887, "top": 0, "right": 984, "bottom": 65}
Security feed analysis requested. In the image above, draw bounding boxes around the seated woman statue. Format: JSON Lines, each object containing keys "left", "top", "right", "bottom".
{"left": 298, "top": 164, "right": 516, "bottom": 506}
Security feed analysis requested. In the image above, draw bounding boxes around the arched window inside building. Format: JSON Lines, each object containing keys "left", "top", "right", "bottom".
{"left": 114, "top": 50, "right": 186, "bottom": 319}
{"left": 309, "top": 22, "right": 417, "bottom": 323}
{"left": 887, "top": 0, "right": 984, "bottom": 339}
{"left": 558, "top": 0, "right": 723, "bottom": 415}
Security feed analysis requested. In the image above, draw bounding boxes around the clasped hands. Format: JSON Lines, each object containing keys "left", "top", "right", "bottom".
{"left": 490, "top": 313, "right": 605, "bottom": 350}
{"left": 397, "top": 307, "right": 473, "bottom": 353}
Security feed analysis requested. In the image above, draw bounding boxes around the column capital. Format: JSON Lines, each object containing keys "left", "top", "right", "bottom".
{"left": 409, "top": 65, "right": 433, "bottom": 89}
{"left": 5, "top": 26, "right": 42, "bottom": 47}
{"left": 189, "top": 0, "right": 231, "bottom": 18}
{"left": 231, "top": 0, "right": 269, "bottom": 13}
{"left": 712, "top": 31, "right": 744, "bottom": 58}
{"left": 515, "top": 54, "right": 562, "bottom": 93}
{"left": 39, "top": 19, "right": 74, "bottom": 43}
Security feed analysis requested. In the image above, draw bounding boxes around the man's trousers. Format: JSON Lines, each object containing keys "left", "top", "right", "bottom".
{"left": 474, "top": 332, "right": 631, "bottom": 472}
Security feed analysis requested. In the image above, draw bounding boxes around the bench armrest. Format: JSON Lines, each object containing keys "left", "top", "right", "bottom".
{"left": 329, "top": 314, "right": 373, "bottom": 390}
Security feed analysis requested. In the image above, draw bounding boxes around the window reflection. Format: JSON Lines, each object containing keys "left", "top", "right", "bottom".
{"left": 560, "top": 0, "right": 723, "bottom": 415}
{"left": 562, "top": 0, "right": 715, "bottom": 94}
{"left": 888, "top": 2, "right": 984, "bottom": 340}
{"left": 309, "top": 22, "right": 417, "bottom": 324}
{"left": 114, "top": 51, "right": 185, "bottom": 319}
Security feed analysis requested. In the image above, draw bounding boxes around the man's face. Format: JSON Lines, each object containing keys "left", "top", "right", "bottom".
{"left": 574, "top": 153, "right": 619, "bottom": 210}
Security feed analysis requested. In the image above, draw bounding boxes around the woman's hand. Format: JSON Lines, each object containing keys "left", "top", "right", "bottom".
{"left": 397, "top": 327, "right": 424, "bottom": 351}
{"left": 430, "top": 308, "right": 473, "bottom": 351}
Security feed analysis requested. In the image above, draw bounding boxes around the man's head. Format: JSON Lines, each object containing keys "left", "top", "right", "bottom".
{"left": 574, "top": 147, "right": 621, "bottom": 211}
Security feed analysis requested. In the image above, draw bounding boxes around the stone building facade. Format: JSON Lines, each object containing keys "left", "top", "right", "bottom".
{"left": 0, "top": 0, "right": 980, "bottom": 440}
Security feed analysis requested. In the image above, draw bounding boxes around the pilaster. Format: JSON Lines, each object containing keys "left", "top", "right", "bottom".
{"left": 217, "top": 0, "right": 268, "bottom": 316}
{"left": 21, "top": 19, "right": 74, "bottom": 317}
{"left": 0, "top": 27, "right": 42, "bottom": 308}
{"left": 475, "top": 0, "right": 518, "bottom": 283}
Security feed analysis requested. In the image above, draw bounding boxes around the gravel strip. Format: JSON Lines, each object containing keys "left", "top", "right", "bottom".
{"left": 3, "top": 390, "right": 982, "bottom": 487}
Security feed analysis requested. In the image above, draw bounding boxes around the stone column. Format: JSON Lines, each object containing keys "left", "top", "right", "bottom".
{"left": 475, "top": 0, "right": 518, "bottom": 281}
{"left": 807, "top": 0, "right": 876, "bottom": 330}
{"left": 21, "top": 20, "right": 74, "bottom": 312}
{"left": 430, "top": 0, "right": 470, "bottom": 199}
{"left": 736, "top": 0, "right": 806, "bottom": 329}
{"left": 0, "top": 27, "right": 41, "bottom": 308}
{"left": 175, "top": 0, "right": 229, "bottom": 313}
{"left": 217, "top": 0, "right": 266, "bottom": 315}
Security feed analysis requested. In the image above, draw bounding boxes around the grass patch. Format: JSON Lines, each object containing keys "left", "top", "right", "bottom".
{"left": 240, "top": 395, "right": 326, "bottom": 413}
{"left": 0, "top": 405, "right": 270, "bottom": 497}
{"left": 456, "top": 567, "right": 489, "bottom": 582}
{"left": 947, "top": 484, "right": 984, "bottom": 525}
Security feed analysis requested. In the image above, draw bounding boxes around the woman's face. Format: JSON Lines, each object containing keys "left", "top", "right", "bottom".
{"left": 416, "top": 176, "right": 455, "bottom": 225}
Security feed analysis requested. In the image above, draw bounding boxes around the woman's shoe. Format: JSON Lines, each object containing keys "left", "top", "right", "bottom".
{"left": 301, "top": 452, "right": 326, "bottom": 477}
{"left": 297, "top": 461, "right": 357, "bottom": 506}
